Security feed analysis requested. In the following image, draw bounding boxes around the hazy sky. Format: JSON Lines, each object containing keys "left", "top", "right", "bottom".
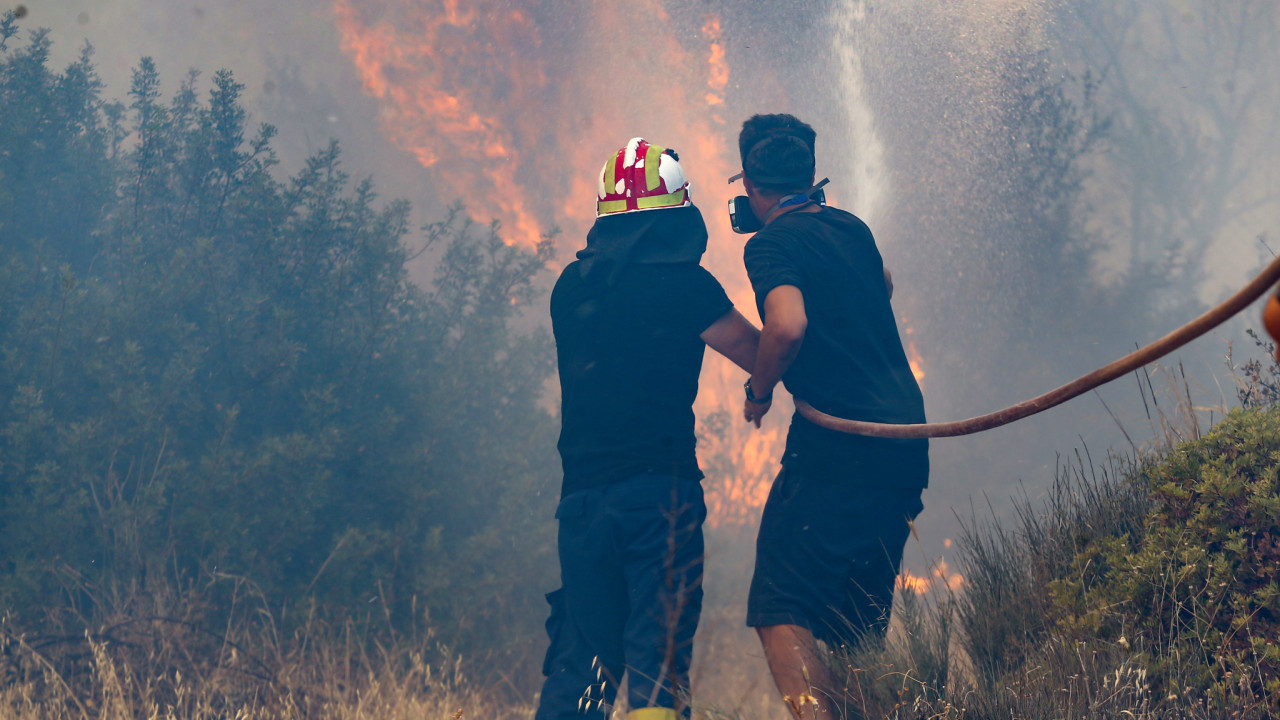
{"left": 37, "top": 0, "right": 439, "bottom": 214}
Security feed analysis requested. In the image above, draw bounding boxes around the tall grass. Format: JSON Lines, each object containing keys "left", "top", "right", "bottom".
{"left": 0, "top": 628, "right": 535, "bottom": 720}
{"left": 811, "top": 354, "right": 1280, "bottom": 720}
{"left": 0, "top": 577, "right": 536, "bottom": 720}
{"left": 6, "top": 352, "right": 1278, "bottom": 719}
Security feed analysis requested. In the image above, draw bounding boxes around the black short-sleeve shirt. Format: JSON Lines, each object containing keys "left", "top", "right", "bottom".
{"left": 744, "top": 206, "right": 928, "bottom": 486}
{"left": 551, "top": 261, "right": 733, "bottom": 497}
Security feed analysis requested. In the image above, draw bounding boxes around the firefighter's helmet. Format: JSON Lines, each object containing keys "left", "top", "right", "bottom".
{"left": 596, "top": 138, "right": 691, "bottom": 217}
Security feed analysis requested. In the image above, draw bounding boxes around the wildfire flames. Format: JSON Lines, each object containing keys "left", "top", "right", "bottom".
{"left": 331, "top": 2, "right": 929, "bottom": 538}
{"left": 897, "top": 557, "right": 965, "bottom": 594}
{"left": 903, "top": 320, "right": 926, "bottom": 382}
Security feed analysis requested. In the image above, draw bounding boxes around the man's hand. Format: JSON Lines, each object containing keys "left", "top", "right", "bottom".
{"left": 744, "top": 396, "right": 772, "bottom": 428}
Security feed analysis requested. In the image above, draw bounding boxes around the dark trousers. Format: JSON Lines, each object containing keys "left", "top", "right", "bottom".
{"left": 747, "top": 463, "right": 924, "bottom": 651}
{"left": 536, "top": 474, "right": 705, "bottom": 719}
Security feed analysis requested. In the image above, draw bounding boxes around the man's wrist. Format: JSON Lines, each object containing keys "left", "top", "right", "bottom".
{"left": 745, "top": 378, "right": 773, "bottom": 404}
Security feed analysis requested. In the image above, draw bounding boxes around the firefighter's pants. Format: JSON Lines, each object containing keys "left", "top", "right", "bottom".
{"left": 535, "top": 474, "right": 705, "bottom": 719}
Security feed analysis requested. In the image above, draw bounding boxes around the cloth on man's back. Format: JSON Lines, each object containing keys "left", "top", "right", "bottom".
{"left": 576, "top": 205, "right": 709, "bottom": 285}
{"left": 552, "top": 251, "right": 732, "bottom": 497}
{"left": 744, "top": 205, "right": 928, "bottom": 485}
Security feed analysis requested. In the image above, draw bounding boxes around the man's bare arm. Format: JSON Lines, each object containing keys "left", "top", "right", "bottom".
{"left": 745, "top": 285, "right": 807, "bottom": 427}
{"left": 700, "top": 309, "right": 761, "bottom": 373}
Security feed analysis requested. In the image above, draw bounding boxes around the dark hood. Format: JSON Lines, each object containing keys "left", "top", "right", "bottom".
{"left": 575, "top": 205, "right": 709, "bottom": 286}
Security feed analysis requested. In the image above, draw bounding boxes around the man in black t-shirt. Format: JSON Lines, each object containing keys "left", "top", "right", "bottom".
{"left": 536, "top": 138, "right": 759, "bottom": 720}
{"left": 734, "top": 115, "right": 929, "bottom": 719}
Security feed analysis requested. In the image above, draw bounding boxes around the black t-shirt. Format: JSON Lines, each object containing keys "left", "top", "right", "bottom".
{"left": 551, "top": 261, "right": 733, "bottom": 497}
{"left": 744, "top": 206, "right": 929, "bottom": 487}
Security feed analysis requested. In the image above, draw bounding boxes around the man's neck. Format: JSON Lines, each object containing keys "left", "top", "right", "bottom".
{"left": 763, "top": 200, "right": 821, "bottom": 227}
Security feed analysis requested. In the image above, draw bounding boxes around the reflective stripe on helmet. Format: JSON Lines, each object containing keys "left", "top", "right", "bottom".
{"left": 596, "top": 188, "right": 686, "bottom": 215}
{"left": 636, "top": 188, "right": 686, "bottom": 209}
{"left": 596, "top": 198, "right": 629, "bottom": 214}
{"left": 644, "top": 143, "right": 665, "bottom": 192}
{"left": 603, "top": 152, "right": 619, "bottom": 196}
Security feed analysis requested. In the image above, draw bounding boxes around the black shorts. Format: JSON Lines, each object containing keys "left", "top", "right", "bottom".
{"left": 746, "top": 463, "right": 924, "bottom": 650}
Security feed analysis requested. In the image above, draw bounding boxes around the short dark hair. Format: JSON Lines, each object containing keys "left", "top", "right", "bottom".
{"left": 738, "top": 114, "right": 816, "bottom": 194}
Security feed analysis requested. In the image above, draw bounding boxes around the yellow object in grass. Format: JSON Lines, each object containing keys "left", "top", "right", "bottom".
{"left": 626, "top": 707, "right": 677, "bottom": 720}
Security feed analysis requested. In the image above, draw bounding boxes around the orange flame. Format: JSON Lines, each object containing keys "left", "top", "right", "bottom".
{"left": 330, "top": 2, "right": 799, "bottom": 528}
{"left": 333, "top": 0, "right": 546, "bottom": 247}
{"left": 907, "top": 340, "right": 926, "bottom": 383}
{"left": 901, "top": 320, "right": 926, "bottom": 384}
{"left": 688, "top": 9, "right": 786, "bottom": 527}
{"left": 897, "top": 556, "right": 965, "bottom": 595}
{"left": 701, "top": 15, "right": 729, "bottom": 117}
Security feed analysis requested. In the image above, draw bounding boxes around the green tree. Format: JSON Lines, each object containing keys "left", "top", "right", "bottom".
{"left": 0, "top": 19, "right": 558, "bottom": 679}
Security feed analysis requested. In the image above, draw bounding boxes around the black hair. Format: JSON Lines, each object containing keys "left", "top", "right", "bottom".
{"left": 738, "top": 114, "right": 816, "bottom": 194}
{"left": 743, "top": 134, "right": 815, "bottom": 194}
{"left": 738, "top": 114, "right": 816, "bottom": 164}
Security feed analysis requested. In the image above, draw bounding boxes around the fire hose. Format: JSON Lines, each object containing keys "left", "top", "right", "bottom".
{"left": 795, "top": 254, "right": 1280, "bottom": 439}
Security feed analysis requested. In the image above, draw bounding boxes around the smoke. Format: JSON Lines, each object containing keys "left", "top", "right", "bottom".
{"left": 24, "top": 1, "right": 1280, "bottom": 699}
{"left": 35, "top": 0, "right": 437, "bottom": 221}
{"left": 828, "top": 0, "right": 1280, "bottom": 569}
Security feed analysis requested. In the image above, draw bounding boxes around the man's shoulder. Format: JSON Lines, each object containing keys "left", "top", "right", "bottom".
{"left": 554, "top": 259, "right": 583, "bottom": 283}
{"left": 744, "top": 224, "right": 789, "bottom": 255}
{"left": 824, "top": 207, "right": 874, "bottom": 241}
{"left": 789, "top": 205, "right": 869, "bottom": 234}
{"left": 755, "top": 207, "right": 873, "bottom": 248}
{"left": 623, "top": 264, "right": 731, "bottom": 316}
{"left": 743, "top": 212, "right": 814, "bottom": 261}
{"left": 550, "top": 260, "right": 585, "bottom": 314}
{"left": 552, "top": 261, "right": 580, "bottom": 295}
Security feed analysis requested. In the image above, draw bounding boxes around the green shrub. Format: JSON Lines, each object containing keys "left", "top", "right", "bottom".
{"left": 0, "top": 17, "right": 558, "bottom": 683}
{"left": 817, "top": 404, "right": 1280, "bottom": 718}
{"left": 1049, "top": 408, "right": 1280, "bottom": 711}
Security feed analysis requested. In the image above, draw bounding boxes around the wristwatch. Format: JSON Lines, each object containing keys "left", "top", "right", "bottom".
{"left": 744, "top": 379, "right": 772, "bottom": 404}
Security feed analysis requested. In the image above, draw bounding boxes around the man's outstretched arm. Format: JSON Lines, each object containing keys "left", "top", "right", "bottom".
{"left": 701, "top": 309, "right": 761, "bottom": 374}
{"left": 744, "top": 285, "right": 807, "bottom": 427}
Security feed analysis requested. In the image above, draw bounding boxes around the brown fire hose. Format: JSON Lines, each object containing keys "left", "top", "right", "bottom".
{"left": 795, "top": 254, "right": 1280, "bottom": 438}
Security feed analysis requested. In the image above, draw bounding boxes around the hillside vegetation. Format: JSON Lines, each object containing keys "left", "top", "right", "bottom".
{"left": 2, "top": 12, "right": 1278, "bottom": 720}
{"left": 0, "top": 14, "right": 560, "bottom": 703}
{"left": 833, "top": 397, "right": 1280, "bottom": 720}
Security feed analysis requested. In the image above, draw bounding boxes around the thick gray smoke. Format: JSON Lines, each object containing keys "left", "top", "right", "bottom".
{"left": 825, "top": 0, "right": 1280, "bottom": 560}
{"left": 38, "top": 0, "right": 441, "bottom": 224}
{"left": 23, "top": 0, "right": 1280, "bottom": 705}
{"left": 31, "top": 0, "right": 1280, "bottom": 586}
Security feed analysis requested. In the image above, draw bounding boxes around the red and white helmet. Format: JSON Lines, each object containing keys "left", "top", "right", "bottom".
{"left": 596, "top": 138, "right": 692, "bottom": 217}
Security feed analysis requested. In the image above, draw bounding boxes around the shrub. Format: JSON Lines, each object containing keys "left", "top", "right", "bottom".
{"left": 817, "top": 398, "right": 1280, "bottom": 718}
{"left": 0, "top": 17, "right": 558, "bottom": 686}
{"left": 1049, "top": 408, "right": 1280, "bottom": 712}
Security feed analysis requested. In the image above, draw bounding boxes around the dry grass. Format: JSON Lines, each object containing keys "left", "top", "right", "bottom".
{"left": 0, "top": 622, "right": 535, "bottom": 720}
{"left": 5, "top": 357, "right": 1273, "bottom": 720}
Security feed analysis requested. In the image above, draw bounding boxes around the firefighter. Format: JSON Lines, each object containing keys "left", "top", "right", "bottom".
{"left": 537, "top": 138, "right": 759, "bottom": 720}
